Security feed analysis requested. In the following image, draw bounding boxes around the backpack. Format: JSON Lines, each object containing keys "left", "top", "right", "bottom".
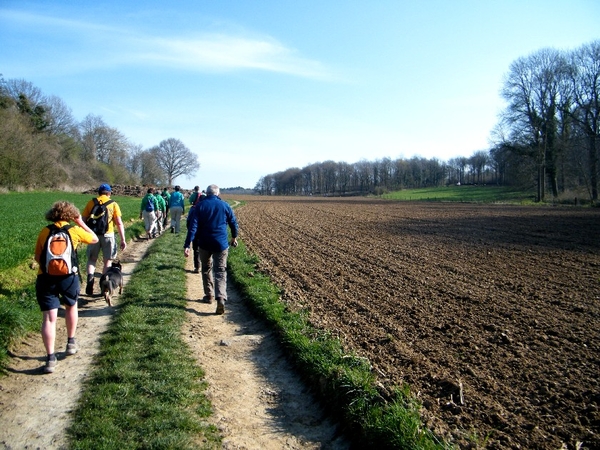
{"left": 40, "top": 224, "right": 79, "bottom": 276}
{"left": 86, "top": 198, "right": 114, "bottom": 234}
{"left": 145, "top": 195, "right": 155, "bottom": 212}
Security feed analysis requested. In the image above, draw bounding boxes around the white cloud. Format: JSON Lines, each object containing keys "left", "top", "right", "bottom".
{"left": 1, "top": 8, "right": 334, "bottom": 79}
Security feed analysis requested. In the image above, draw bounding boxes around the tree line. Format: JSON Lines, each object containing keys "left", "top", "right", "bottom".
{"left": 255, "top": 40, "right": 600, "bottom": 203}
{"left": 0, "top": 77, "right": 199, "bottom": 190}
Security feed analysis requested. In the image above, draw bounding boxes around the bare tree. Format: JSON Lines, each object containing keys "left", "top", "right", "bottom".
{"left": 501, "top": 48, "right": 572, "bottom": 201}
{"left": 469, "top": 150, "right": 490, "bottom": 184}
{"left": 79, "top": 114, "right": 129, "bottom": 165}
{"left": 569, "top": 40, "right": 600, "bottom": 201}
{"left": 45, "top": 95, "right": 77, "bottom": 136}
{"left": 141, "top": 147, "right": 167, "bottom": 185}
{"left": 156, "top": 138, "right": 200, "bottom": 185}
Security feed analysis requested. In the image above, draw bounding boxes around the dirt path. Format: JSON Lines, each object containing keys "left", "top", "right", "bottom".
{"left": 0, "top": 235, "right": 349, "bottom": 449}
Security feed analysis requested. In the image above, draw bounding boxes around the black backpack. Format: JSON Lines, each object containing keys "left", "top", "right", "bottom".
{"left": 86, "top": 198, "right": 114, "bottom": 235}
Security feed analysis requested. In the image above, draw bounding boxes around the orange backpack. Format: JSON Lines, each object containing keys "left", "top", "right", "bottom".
{"left": 40, "top": 225, "right": 79, "bottom": 276}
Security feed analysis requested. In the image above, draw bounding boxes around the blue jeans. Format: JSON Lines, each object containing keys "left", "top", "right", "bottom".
{"left": 199, "top": 248, "right": 228, "bottom": 301}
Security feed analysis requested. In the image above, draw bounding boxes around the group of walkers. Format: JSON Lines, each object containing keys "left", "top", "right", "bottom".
{"left": 34, "top": 182, "right": 238, "bottom": 373}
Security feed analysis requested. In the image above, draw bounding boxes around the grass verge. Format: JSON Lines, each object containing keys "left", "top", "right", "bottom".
{"left": 227, "top": 238, "right": 452, "bottom": 449}
{"left": 68, "top": 232, "right": 221, "bottom": 449}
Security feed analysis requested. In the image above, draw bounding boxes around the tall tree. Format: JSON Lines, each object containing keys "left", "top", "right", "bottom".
{"left": 501, "top": 48, "right": 571, "bottom": 201}
{"left": 155, "top": 138, "right": 200, "bottom": 185}
{"left": 569, "top": 40, "right": 600, "bottom": 201}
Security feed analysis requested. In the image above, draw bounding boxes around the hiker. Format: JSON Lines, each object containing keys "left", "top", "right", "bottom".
{"left": 34, "top": 201, "right": 98, "bottom": 373}
{"left": 139, "top": 187, "right": 157, "bottom": 239}
{"left": 161, "top": 187, "right": 170, "bottom": 227}
{"left": 189, "top": 185, "right": 200, "bottom": 204}
{"left": 186, "top": 190, "right": 207, "bottom": 273}
{"left": 82, "top": 184, "right": 127, "bottom": 296}
{"left": 184, "top": 184, "right": 238, "bottom": 315}
{"left": 169, "top": 185, "right": 185, "bottom": 233}
{"left": 153, "top": 189, "right": 166, "bottom": 235}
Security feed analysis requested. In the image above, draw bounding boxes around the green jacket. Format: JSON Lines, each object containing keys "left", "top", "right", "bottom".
{"left": 154, "top": 193, "right": 166, "bottom": 211}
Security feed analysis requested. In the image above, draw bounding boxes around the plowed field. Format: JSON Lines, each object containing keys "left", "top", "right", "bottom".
{"left": 232, "top": 196, "right": 600, "bottom": 449}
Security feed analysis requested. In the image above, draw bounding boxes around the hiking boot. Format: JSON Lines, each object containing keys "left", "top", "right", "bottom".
{"left": 85, "top": 278, "right": 94, "bottom": 296}
{"left": 170, "top": 227, "right": 174, "bottom": 233}
{"left": 216, "top": 300, "right": 225, "bottom": 315}
{"left": 202, "top": 296, "right": 214, "bottom": 304}
{"left": 43, "top": 355, "right": 57, "bottom": 373}
{"left": 193, "top": 267, "right": 200, "bottom": 274}
{"left": 66, "top": 339, "right": 78, "bottom": 355}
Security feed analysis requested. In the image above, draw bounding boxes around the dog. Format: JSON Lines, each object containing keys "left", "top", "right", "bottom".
{"left": 99, "top": 260, "right": 123, "bottom": 307}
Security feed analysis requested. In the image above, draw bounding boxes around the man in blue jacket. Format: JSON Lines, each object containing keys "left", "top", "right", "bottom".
{"left": 184, "top": 184, "right": 238, "bottom": 314}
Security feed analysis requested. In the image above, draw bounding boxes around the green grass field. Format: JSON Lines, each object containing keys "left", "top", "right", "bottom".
{"left": 381, "top": 185, "right": 535, "bottom": 203}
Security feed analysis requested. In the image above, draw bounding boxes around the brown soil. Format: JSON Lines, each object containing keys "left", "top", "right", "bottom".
{"left": 233, "top": 196, "right": 600, "bottom": 450}
{"left": 0, "top": 233, "right": 349, "bottom": 449}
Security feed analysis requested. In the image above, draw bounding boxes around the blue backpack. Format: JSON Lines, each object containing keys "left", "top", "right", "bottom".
{"left": 145, "top": 195, "right": 155, "bottom": 212}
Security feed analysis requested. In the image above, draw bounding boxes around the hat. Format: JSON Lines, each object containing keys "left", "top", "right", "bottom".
{"left": 98, "top": 183, "right": 112, "bottom": 193}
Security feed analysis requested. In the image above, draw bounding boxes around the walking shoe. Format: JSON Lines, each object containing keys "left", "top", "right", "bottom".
{"left": 193, "top": 268, "right": 200, "bottom": 274}
{"left": 170, "top": 227, "right": 174, "bottom": 233}
{"left": 43, "top": 355, "right": 57, "bottom": 373}
{"left": 85, "top": 279, "right": 94, "bottom": 296}
{"left": 66, "top": 339, "right": 78, "bottom": 355}
{"left": 202, "top": 296, "right": 214, "bottom": 304}
{"left": 216, "top": 300, "right": 225, "bottom": 315}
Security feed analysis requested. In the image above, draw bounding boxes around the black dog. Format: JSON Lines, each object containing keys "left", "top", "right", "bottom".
{"left": 99, "top": 261, "right": 123, "bottom": 307}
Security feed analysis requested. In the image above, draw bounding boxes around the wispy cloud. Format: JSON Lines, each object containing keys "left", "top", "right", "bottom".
{"left": 1, "top": 9, "right": 334, "bottom": 80}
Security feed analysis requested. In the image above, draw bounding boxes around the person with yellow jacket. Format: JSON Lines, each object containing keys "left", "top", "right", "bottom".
{"left": 34, "top": 201, "right": 98, "bottom": 373}
{"left": 81, "top": 184, "right": 127, "bottom": 295}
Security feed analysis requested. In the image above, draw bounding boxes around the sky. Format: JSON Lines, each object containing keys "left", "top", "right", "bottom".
{"left": 1, "top": 1, "right": 599, "bottom": 189}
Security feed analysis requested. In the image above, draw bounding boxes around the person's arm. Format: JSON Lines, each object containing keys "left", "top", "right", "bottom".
{"left": 228, "top": 207, "right": 239, "bottom": 247}
{"left": 74, "top": 215, "right": 99, "bottom": 244}
{"left": 183, "top": 207, "right": 198, "bottom": 255}
{"left": 114, "top": 215, "right": 127, "bottom": 250}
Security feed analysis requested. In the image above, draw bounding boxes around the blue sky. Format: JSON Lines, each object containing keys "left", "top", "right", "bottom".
{"left": 1, "top": 1, "right": 599, "bottom": 189}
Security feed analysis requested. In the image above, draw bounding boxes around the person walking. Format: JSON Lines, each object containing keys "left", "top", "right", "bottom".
{"left": 161, "top": 187, "right": 170, "bottom": 228}
{"left": 82, "top": 184, "right": 127, "bottom": 296}
{"left": 184, "top": 184, "right": 238, "bottom": 314}
{"left": 154, "top": 190, "right": 166, "bottom": 235}
{"left": 139, "top": 187, "right": 157, "bottom": 239}
{"left": 188, "top": 185, "right": 200, "bottom": 205}
{"left": 34, "top": 201, "right": 98, "bottom": 373}
{"left": 185, "top": 189, "right": 206, "bottom": 273}
{"left": 169, "top": 185, "right": 185, "bottom": 233}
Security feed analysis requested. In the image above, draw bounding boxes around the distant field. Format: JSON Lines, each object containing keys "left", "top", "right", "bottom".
{"left": 0, "top": 192, "right": 142, "bottom": 271}
{"left": 381, "top": 185, "right": 535, "bottom": 203}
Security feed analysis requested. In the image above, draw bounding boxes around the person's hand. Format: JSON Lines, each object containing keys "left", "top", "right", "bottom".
{"left": 184, "top": 248, "right": 190, "bottom": 258}
{"left": 230, "top": 238, "right": 238, "bottom": 248}
{"left": 120, "top": 241, "right": 127, "bottom": 251}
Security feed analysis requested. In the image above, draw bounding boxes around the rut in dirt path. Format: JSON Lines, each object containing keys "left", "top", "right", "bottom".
{"left": 182, "top": 253, "right": 351, "bottom": 450}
